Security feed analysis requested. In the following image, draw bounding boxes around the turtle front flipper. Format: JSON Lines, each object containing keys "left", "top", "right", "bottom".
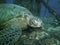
{"left": 0, "top": 20, "right": 22, "bottom": 45}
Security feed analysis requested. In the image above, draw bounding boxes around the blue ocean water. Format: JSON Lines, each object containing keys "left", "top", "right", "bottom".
{"left": 6, "top": 0, "right": 13, "bottom": 3}
{"left": 40, "top": 0, "right": 60, "bottom": 16}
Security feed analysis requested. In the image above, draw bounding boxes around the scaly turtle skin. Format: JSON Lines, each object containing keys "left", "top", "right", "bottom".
{"left": 0, "top": 4, "right": 42, "bottom": 45}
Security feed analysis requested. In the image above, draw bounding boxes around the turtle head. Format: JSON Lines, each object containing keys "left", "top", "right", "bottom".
{"left": 27, "top": 16, "right": 42, "bottom": 28}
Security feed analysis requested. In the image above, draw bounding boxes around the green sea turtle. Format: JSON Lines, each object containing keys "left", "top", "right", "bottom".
{"left": 0, "top": 4, "right": 42, "bottom": 45}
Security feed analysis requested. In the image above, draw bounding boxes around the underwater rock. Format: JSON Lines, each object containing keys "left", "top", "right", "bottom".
{"left": 40, "top": 16, "right": 58, "bottom": 29}
{"left": 15, "top": 28, "right": 60, "bottom": 45}
{"left": 47, "top": 26, "right": 60, "bottom": 41}
{"left": 44, "top": 38, "right": 60, "bottom": 45}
